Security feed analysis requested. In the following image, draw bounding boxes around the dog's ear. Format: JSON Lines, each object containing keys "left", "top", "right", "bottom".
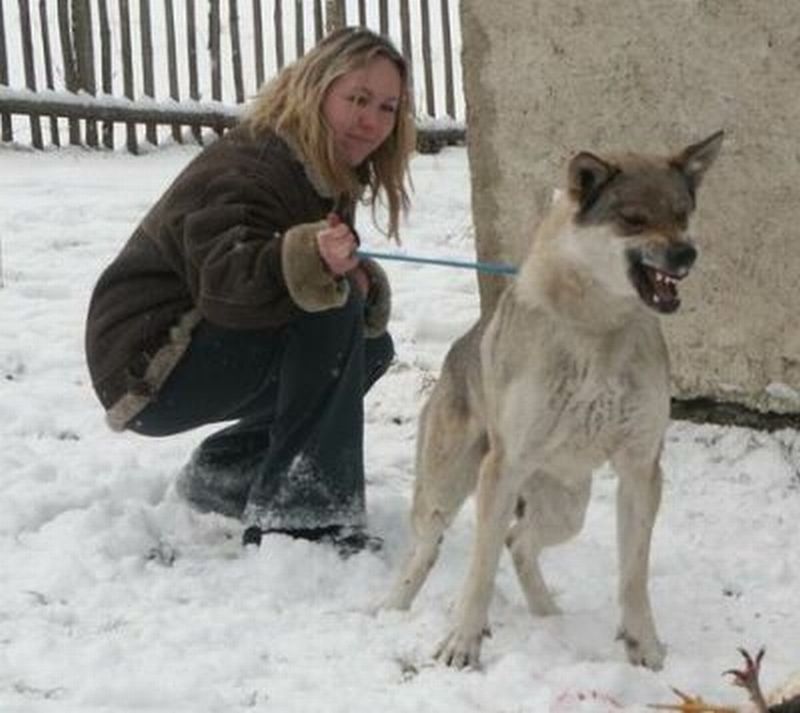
{"left": 567, "top": 152, "right": 617, "bottom": 209}
{"left": 672, "top": 130, "right": 724, "bottom": 192}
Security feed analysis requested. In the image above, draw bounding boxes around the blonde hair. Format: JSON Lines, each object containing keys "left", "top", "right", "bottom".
{"left": 244, "top": 26, "right": 416, "bottom": 240}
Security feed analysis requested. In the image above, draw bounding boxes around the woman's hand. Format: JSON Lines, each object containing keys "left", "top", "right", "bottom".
{"left": 316, "top": 213, "right": 360, "bottom": 277}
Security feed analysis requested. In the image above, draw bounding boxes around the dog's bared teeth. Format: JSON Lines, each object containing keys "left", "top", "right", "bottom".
{"left": 653, "top": 270, "right": 679, "bottom": 286}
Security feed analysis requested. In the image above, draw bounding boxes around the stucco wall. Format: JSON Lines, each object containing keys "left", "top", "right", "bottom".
{"left": 460, "top": 0, "right": 800, "bottom": 414}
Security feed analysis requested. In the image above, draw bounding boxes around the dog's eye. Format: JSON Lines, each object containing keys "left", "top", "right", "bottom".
{"left": 673, "top": 211, "right": 689, "bottom": 230}
{"left": 619, "top": 213, "right": 648, "bottom": 231}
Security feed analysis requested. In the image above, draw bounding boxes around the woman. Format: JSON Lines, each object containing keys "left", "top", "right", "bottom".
{"left": 84, "top": 27, "right": 416, "bottom": 554}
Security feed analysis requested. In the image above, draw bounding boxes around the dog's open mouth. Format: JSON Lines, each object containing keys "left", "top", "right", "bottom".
{"left": 628, "top": 256, "right": 686, "bottom": 314}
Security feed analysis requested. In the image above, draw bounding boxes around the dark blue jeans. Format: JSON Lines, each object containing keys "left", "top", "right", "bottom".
{"left": 131, "top": 289, "right": 394, "bottom": 530}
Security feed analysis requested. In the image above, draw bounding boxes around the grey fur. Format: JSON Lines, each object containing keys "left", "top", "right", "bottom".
{"left": 383, "top": 133, "right": 724, "bottom": 671}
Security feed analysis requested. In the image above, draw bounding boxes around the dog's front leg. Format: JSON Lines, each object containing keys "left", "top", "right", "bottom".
{"left": 435, "top": 445, "right": 517, "bottom": 669}
{"left": 613, "top": 452, "right": 666, "bottom": 671}
{"left": 382, "top": 509, "right": 447, "bottom": 611}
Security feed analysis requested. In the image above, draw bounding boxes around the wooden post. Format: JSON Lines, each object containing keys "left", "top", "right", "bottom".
{"left": 379, "top": 0, "right": 388, "bottom": 36}
{"left": 0, "top": 0, "right": 11, "bottom": 142}
{"left": 252, "top": 0, "right": 265, "bottom": 88}
{"left": 18, "top": 0, "right": 43, "bottom": 148}
{"left": 229, "top": 0, "right": 245, "bottom": 104}
{"left": 274, "top": 0, "right": 284, "bottom": 69}
{"left": 165, "top": 0, "right": 181, "bottom": 142}
{"left": 186, "top": 0, "right": 201, "bottom": 142}
{"left": 440, "top": 0, "right": 455, "bottom": 118}
{"left": 420, "top": 0, "right": 435, "bottom": 117}
{"left": 72, "top": 0, "right": 98, "bottom": 146}
{"left": 400, "top": 0, "right": 412, "bottom": 62}
{"left": 209, "top": 0, "right": 222, "bottom": 103}
{"left": 357, "top": 0, "right": 365, "bottom": 27}
{"left": 38, "top": 0, "right": 60, "bottom": 146}
{"left": 294, "top": 0, "right": 304, "bottom": 58}
{"left": 313, "top": 0, "right": 323, "bottom": 43}
{"left": 97, "top": 0, "right": 114, "bottom": 147}
{"left": 57, "top": 0, "right": 80, "bottom": 144}
{"left": 140, "top": 0, "right": 157, "bottom": 144}
{"left": 118, "top": 0, "right": 138, "bottom": 153}
{"left": 399, "top": 0, "right": 413, "bottom": 107}
{"left": 325, "top": 0, "right": 345, "bottom": 33}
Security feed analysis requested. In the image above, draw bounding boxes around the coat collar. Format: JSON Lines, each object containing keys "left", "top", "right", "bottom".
{"left": 264, "top": 128, "right": 369, "bottom": 203}
{"left": 274, "top": 130, "right": 337, "bottom": 199}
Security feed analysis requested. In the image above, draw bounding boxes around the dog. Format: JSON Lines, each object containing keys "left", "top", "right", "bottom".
{"left": 383, "top": 131, "right": 724, "bottom": 670}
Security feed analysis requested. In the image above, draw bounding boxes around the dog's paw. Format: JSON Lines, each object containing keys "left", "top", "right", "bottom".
{"left": 380, "top": 589, "right": 413, "bottom": 612}
{"left": 617, "top": 627, "right": 666, "bottom": 671}
{"left": 433, "top": 626, "right": 489, "bottom": 669}
{"left": 527, "top": 594, "right": 562, "bottom": 618}
{"left": 364, "top": 599, "right": 383, "bottom": 617}
{"left": 368, "top": 592, "right": 410, "bottom": 616}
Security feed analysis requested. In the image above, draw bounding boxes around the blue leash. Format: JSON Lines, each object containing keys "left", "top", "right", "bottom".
{"left": 355, "top": 249, "right": 518, "bottom": 276}
{"left": 332, "top": 201, "right": 516, "bottom": 276}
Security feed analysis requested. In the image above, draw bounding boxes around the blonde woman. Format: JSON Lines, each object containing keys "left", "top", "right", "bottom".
{"left": 85, "top": 27, "right": 416, "bottom": 554}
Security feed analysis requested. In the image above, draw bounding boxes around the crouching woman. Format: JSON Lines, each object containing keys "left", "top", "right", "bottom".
{"left": 84, "top": 27, "right": 415, "bottom": 553}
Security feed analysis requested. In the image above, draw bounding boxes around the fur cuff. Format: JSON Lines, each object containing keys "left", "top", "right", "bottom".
{"left": 281, "top": 220, "right": 350, "bottom": 312}
{"left": 361, "top": 257, "right": 391, "bottom": 337}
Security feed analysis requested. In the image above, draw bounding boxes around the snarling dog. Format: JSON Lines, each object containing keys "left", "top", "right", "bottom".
{"left": 383, "top": 132, "right": 724, "bottom": 670}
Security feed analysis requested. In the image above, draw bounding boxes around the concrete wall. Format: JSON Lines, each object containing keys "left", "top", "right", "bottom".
{"left": 460, "top": 0, "right": 800, "bottom": 414}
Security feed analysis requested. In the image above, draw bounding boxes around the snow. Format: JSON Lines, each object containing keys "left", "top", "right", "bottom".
{"left": 1, "top": 142, "right": 799, "bottom": 713}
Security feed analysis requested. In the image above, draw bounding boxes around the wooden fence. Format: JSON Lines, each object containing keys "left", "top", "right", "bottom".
{"left": 0, "top": 0, "right": 464, "bottom": 154}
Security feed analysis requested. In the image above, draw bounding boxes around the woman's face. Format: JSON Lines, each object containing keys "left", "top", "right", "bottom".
{"left": 322, "top": 55, "right": 403, "bottom": 167}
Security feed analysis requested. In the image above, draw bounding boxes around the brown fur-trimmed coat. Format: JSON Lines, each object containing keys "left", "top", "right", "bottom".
{"left": 85, "top": 125, "right": 390, "bottom": 431}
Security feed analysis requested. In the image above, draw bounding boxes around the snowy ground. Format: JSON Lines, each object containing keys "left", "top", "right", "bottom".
{"left": 0, "top": 142, "right": 798, "bottom": 713}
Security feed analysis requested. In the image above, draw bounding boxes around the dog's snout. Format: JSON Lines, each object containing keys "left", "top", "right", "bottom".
{"left": 667, "top": 242, "right": 697, "bottom": 271}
